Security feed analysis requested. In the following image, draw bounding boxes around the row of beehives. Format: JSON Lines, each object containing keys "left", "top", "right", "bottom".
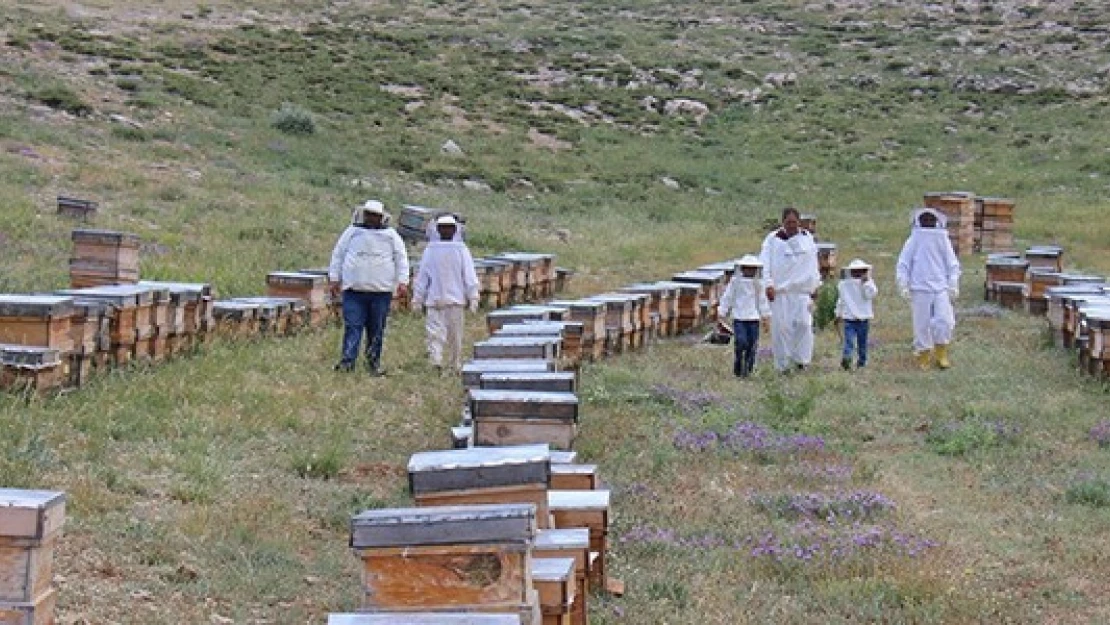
{"left": 0, "top": 489, "right": 65, "bottom": 625}
{"left": 325, "top": 258, "right": 667, "bottom": 624}
{"left": 983, "top": 246, "right": 1110, "bottom": 378}
{"left": 924, "top": 191, "right": 1016, "bottom": 256}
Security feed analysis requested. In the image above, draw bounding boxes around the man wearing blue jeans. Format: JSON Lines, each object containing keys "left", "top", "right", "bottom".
{"left": 328, "top": 200, "right": 410, "bottom": 375}
{"left": 835, "top": 258, "right": 878, "bottom": 370}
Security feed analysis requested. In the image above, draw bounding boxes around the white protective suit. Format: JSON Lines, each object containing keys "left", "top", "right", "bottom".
{"left": 759, "top": 229, "right": 822, "bottom": 370}
{"left": 719, "top": 275, "right": 771, "bottom": 322}
{"left": 896, "top": 208, "right": 961, "bottom": 352}
{"left": 412, "top": 240, "right": 480, "bottom": 370}
{"left": 328, "top": 225, "right": 409, "bottom": 293}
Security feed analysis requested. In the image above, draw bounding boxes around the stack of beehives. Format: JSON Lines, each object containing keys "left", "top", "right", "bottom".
{"left": 974, "top": 197, "right": 1016, "bottom": 253}
{"left": 69, "top": 228, "right": 141, "bottom": 288}
{"left": 0, "top": 489, "right": 65, "bottom": 625}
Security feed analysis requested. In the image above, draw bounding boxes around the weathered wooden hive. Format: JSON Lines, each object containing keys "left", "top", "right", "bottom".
{"left": 69, "top": 228, "right": 141, "bottom": 288}
{"left": 468, "top": 390, "right": 579, "bottom": 450}
{"left": 0, "top": 489, "right": 65, "bottom": 625}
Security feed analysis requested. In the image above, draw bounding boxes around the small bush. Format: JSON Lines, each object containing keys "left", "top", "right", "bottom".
{"left": 291, "top": 447, "right": 346, "bottom": 480}
{"left": 813, "top": 281, "right": 838, "bottom": 330}
{"left": 1065, "top": 477, "right": 1110, "bottom": 508}
{"left": 271, "top": 102, "right": 317, "bottom": 135}
{"left": 32, "top": 84, "right": 92, "bottom": 115}
{"left": 925, "top": 419, "right": 1020, "bottom": 457}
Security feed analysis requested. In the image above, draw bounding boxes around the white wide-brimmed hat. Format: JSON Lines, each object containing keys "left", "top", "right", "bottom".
{"left": 846, "top": 258, "right": 871, "bottom": 271}
{"left": 736, "top": 254, "right": 763, "bottom": 267}
{"left": 436, "top": 214, "right": 458, "bottom": 226}
{"left": 361, "top": 199, "right": 385, "bottom": 215}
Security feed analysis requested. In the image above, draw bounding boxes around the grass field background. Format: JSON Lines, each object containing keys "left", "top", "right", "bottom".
{"left": 2, "top": 1, "right": 1110, "bottom": 622}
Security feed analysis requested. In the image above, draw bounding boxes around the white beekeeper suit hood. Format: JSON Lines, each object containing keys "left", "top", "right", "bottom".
{"left": 910, "top": 207, "right": 947, "bottom": 229}
{"left": 897, "top": 208, "right": 960, "bottom": 293}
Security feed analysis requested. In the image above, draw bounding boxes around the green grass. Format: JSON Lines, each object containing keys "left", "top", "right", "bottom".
{"left": 3, "top": 0, "right": 1110, "bottom": 622}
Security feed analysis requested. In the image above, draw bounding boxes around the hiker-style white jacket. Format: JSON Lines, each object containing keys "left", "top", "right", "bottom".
{"left": 759, "top": 230, "right": 822, "bottom": 295}
{"left": 896, "top": 210, "right": 961, "bottom": 294}
{"left": 835, "top": 277, "right": 878, "bottom": 320}
{"left": 412, "top": 241, "right": 480, "bottom": 308}
{"left": 328, "top": 226, "right": 410, "bottom": 293}
{"left": 719, "top": 276, "right": 771, "bottom": 322}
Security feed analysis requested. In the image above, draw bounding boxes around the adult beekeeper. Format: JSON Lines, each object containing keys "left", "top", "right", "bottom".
{"left": 896, "top": 207, "right": 961, "bottom": 370}
{"left": 411, "top": 215, "right": 481, "bottom": 373}
{"left": 328, "top": 199, "right": 410, "bottom": 375}
{"left": 759, "top": 207, "right": 822, "bottom": 372}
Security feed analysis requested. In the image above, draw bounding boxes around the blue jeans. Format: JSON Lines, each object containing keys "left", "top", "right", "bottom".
{"left": 732, "top": 319, "right": 760, "bottom": 377}
{"left": 340, "top": 290, "right": 393, "bottom": 368}
{"left": 842, "top": 319, "right": 870, "bottom": 367}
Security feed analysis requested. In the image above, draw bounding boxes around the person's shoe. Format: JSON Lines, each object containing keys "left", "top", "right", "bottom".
{"left": 915, "top": 349, "right": 933, "bottom": 371}
{"left": 857, "top": 361, "right": 866, "bottom": 369}
{"left": 334, "top": 361, "right": 354, "bottom": 372}
{"left": 935, "top": 344, "right": 951, "bottom": 369}
{"left": 367, "top": 362, "right": 385, "bottom": 376}
{"left": 841, "top": 358, "right": 851, "bottom": 371}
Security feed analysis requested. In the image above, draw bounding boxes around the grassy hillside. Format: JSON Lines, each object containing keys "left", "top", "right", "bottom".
{"left": 2, "top": 1, "right": 1110, "bottom": 622}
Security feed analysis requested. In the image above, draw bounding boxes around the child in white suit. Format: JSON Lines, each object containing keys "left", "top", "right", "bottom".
{"left": 718, "top": 255, "right": 772, "bottom": 377}
{"left": 835, "top": 258, "right": 879, "bottom": 370}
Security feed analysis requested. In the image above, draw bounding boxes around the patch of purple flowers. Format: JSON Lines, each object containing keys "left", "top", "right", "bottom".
{"left": 748, "top": 490, "right": 896, "bottom": 521}
{"left": 1090, "top": 420, "right": 1110, "bottom": 448}
{"left": 650, "top": 384, "right": 727, "bottom": 414}
{"left": 674, "top": 421, "right": 825, "bottom": 456}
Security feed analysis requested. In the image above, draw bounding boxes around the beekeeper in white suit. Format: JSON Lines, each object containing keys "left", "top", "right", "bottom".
{"left": 896, "top": 207, "right": 961, "bottom": 370}
{"left": 411, "top": 215, "right": 481, "bottom": 373}
{"left": 759, "top": 207, "right": 822, "bottom": 372}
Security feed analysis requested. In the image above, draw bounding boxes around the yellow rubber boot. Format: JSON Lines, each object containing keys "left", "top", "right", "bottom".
{"left": 935, "top": 344, "right": 951, "bottom": 369}
{"left": 915, "top": 349, "right": 933, "bottom": 371}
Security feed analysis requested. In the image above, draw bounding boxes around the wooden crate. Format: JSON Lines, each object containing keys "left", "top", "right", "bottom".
{"left": 547, "top": 491, "right": 610, "bottom": 588}
{"left": 984, "top": 255, "right": 1028, "bottom": 301}
{"left": 531, "top": 557, "right": 575, "bottom": 625}
{"left": 266, "top": 271, "right": 328, "bottom": 310}
{"left": 329, "top": 614, "right": 524, "bottom": 625}
{"left": 469, "top": 391, "right": 578, "bottom": 422}
{"left": 480, "top": 372, "right": 577, "bottom": 394}
{"left": 462, "top": 360, "right": 557, "bottom": 390}
{"left": 533, "top": 529, "right": 589, "bottom": 625}
{"left": 1025, "top": 245, "right": 1064, "bottom": 273}
{"left": 816, "top": 242, "right": 838, "bottom": 280}
{"left": 994, "top": 281, "right": 1025, "bottom": 310}
{"left": 0, "top": 587, "right": 56, "bottom": 625}
{"left": 408, "top": 446, "right": 551, "bottom": 498}
{"left": 56, "top": 196, "right": 97, "bottom": 220}
{"left": 69, "top": 228, "right": 140, "bottom": 286}
{"left": 0, "top": 347, "right": 66, "bottom": 394}
{"left": 474, "top": 337, "right": 561, "bottom": 362}
{"left": 0, "top": 296, "right": 76, "bottom": 353}
{"left": 351, "top": 504, "right": 535, "bottom": 613}
{"left": 549, "top": 465, "right": 598, "bottom": 491}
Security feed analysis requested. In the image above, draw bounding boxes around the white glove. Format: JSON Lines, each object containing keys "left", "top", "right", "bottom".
{"left": 948, "top": 286, "right": 959, "bottom": 300}
{"left": 900, "top": 287, "right": 911, "bottom": 300}
{"left": 468, "top": 300, "right": 479, "bottom": 313}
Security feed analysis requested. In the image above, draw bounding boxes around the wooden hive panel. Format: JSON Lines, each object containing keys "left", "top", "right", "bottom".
{"left": 0, "top": 587, "right": 55, "bottom": 625}
{"left": 407, "top": 446, "right": 551, "bottom": 496}
{"left": 473, "top": 419, "right": 576, "bottom": 452}
{"left": 329, "top": 614, "right": 523, "bottom": 625}
{"left": 474, "top": 338, "right": 560, "bottom": 362}
{"left": 351, "top": 504, "right": 536, "bottom": 550}
{"left": 549, "top": 465, "right": 598, "bottom": 492}
{"left": 0, "top": 490, "right": 65, "bottom": 547}
{"left": 462, "top": 360, "right": 557, "bottom": 390}
{"left": 468, "top": 390, "right": 578, "bottom": 422}
{"left": 480, "top": 372, "right": 577, "bottom": 394}
{"left": 0, "top": 537, "right": 55, "bottom": 603}
{"left": 531, "top": 557, "right": 575, "bottom": 618}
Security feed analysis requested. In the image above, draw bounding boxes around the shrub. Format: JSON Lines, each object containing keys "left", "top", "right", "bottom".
{"left": 813, "top": 280, "right": 838, "bottom": 330}
{"left": 1065, "top": 476, "right": 1110, "bottom": 508}
{"left": 271, "top": 102, "right": 317, "bottom": 135}
{"left": 925, "top": 419, "right": 1021, "bottom": 457}
{"left": 32, "top": 84, "right": 92, "bottom": 115}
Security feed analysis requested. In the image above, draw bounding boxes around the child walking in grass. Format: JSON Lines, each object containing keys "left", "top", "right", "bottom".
{"left": 718, "top": 255, "right": 771, "bottom": 378}
{"left": 835, "top": 258, "right": 878, "bottom": 370}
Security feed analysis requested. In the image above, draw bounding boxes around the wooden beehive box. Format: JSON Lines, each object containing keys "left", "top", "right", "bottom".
{"left": 212, "top": 301, "right": 261, "bottom": 339}
{"left": 671, "top": 270, "right": 725, "bottom": 305}
{"left": 408, "top": 446, "right": 553, "bottom": 528}
{"left": 350, "top": 504, "right": 536, "bottom": 616}
{"left": 1063, "top": 293, "right": 1110, "bottom": 348}
{"left": 0, "top": 489, "right": 64, "bottom": 622}
{"left": 993, "top": 281, "right": 1025, "bottom": 310}
{"left": 533, "top": 529, "right": 589, "bottom": 625}
{"left": 266, "top": 271, "right": 328, "bottom": 310}
{"left": 549, "top": 465, "right": 598, "bottom": 492}
{"left": 547, "top": 490, "right": 610, "bottom": 589}
{"left": 462, "top": 360, "right": 557, "bottom": 390}
{"left": 474, "top": 337, "right": 561, "bottom": 362}
{"left": 545, "top": 300, "right": 605, "bottom": 360}
{"left": 487, "top": 309, "right": 555, "bottom": 335}
{"left": 652, "top": 281, "right": 703, "bottom": 333}
{"left": 329, "top": 614, "right": 524, "bottom": 625}
{"left": 56, "top": 196, "right": 97, "bottom": 220}
{"left": 1025, "top": 245, "right": 1064, "bottom": 273}
{"left": 815, "top": 242, "right": 838, "bottom": 280}
{"left": 480, "top": 372, "right": 577, "bottom": 394}
{"left": 548, "top": 451, "right": 577, "bottom": 465}
{"left": 553, "top": 268, "right": 574, "bottom": 295}
{"left": 1046, "top": 286, "right": 1105, "bottom": 348}
{"left": 0, "top": 345, "right": 66, "bottom": 394}
{"left": 469, "top": 390, "right": 578, "bottom": 450}
{"left": 984, "top": 255, "right": 1028, "bottom": 301}
{"left": 530, "top": 557, "right": 575, "bottom": 625}
{"left": 975, "top": 197, "right": 1016, "bottom": 253}
{"left": 69, "top": 228, "right": 141, "bottom": 287}
{"left": 0, "top": 296, "right": 76, "bottom": 353}
{"left": 494, "top": 323, "right": 583, "bottom": 366}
